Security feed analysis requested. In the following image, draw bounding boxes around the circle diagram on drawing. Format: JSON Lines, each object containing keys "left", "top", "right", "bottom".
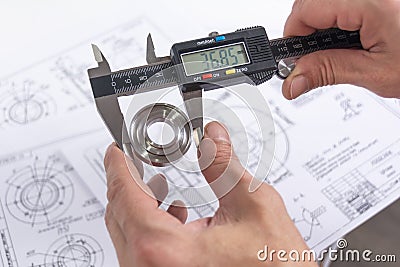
{"left": 0, "top": 80, "right": 56, "bottom": 127}
{"left": 44, "top": 234, "right": 104, "bottom": 267}
{"left": 5, "top": 166, "right": 74, "bottom": 226}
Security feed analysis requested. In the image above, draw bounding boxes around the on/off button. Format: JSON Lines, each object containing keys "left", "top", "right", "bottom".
{"left": 202, "top": 74, "right": 213, "bottom": 80}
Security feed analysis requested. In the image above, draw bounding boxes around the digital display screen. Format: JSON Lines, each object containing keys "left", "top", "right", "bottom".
{"left": 181, "top": 42, "right": 250, "bottom": 76}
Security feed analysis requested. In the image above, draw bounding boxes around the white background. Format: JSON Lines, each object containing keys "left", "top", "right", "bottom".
{"left": 0, "top": 0, "right": 293, "bottom": 76}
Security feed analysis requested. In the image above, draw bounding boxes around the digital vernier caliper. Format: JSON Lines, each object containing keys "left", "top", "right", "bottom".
{"left": 88, "top": 26, "right": 362, "bottom": 164}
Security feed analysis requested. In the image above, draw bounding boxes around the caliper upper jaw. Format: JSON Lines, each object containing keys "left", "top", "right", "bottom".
{"left": 89, "top": 44, "right": 112, "bottom": 78}
{"left": 146, "top": 34, "right": 172, "bottom": 64}
{"left": 88, "top": 44, "right": 128, "bottom": 150}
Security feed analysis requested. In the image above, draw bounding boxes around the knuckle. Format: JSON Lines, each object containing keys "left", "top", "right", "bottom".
{"left": 135, "top": 237, "right": 173, "bottom": 266}
{"left": 321, "top": 55, "right": 337, "bottom": 86}
{"left": 136, "top": 238, "right": 156, "bottom": 258}
{"left": 214, "top": 141, "right": 234, "bottom": 162}
{"left": 307, "top": 52, "right": 338, "bottom": 88}
{"left": 135, "top": 237, "right": 188, "bottom": 267}
{"left": 211, "top": 141, "right": 235, "bottom": 170}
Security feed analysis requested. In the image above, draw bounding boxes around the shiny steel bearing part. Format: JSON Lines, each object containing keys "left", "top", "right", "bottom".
{"left": 129, "top": 103, "right": 192, "bottom": 166}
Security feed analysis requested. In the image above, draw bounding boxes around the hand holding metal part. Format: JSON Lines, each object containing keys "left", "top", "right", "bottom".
{"left": 88, "top": 26, "right": 362, "bottom": 166}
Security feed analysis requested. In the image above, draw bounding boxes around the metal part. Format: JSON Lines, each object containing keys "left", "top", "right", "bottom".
{"left": 146, "top": 34, "right": 171, "bottom": 64}
{"left": 129, "top": 103, "right": 192, "bottom": 166}
{"left": 277, "top": 57, "right": 298, "bottom": 79}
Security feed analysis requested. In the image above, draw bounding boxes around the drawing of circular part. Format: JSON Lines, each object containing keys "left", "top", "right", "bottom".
{"left": 130, "top": 103, "right": 192, "bottom": 166}
{"left": 0, "top": 80, "right": 55, "bottom": 126}
{"left": 266, "top": 121, "right": 291, "bottom": 185}
{"left": 44, "top": 234, "right": 104, "bottom": 267}
{"left": 295, "top": 206, "right": 327, "bottom": 241}
{"left": 222, "top": 103, "right": 290, "bottom": 185}
{"left": 5, "top": 166, "right": 74, "bottom": 226}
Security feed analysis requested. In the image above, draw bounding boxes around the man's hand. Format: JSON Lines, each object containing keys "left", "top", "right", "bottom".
{"left": 282, "top": 0, "right": 400, "bottom": 100}
{"left": 104, "top": 122, "right": 316, "bottom": 267}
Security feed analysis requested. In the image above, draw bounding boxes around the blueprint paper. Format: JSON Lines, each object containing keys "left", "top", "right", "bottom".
{"left": 0, "top": 144, "right": 118, "bottom": 266}
{"left": 0, "top": 0, "right": 400, "bottom": 265}
{"left": 0, "top": 16, "right": 173, "bottom": 267}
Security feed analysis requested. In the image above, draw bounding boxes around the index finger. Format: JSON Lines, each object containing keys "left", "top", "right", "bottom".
{"left": 104, "top": 144, "right": 158, "bottom": 230}
{"left": 284, "top": 0, "right": 364, "bottom": 37}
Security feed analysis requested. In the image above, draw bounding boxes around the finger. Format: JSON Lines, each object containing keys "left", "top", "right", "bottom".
{"left": 104, "top": 143, "right": 159, "bottom": 233}
{"left": 167, "top": 200, "right": 188, "bottom": 224}
{"left": 281, "top": 49, "right": 374, "bottom": 100}
{"left": 198, "top": 122, "right": 254, "bottom": 212}
{"left": 105, "top": 205, "right": 127, "bottom": 262}
{"left": 284, "top": 0, "right": 365, "bottom": 37}
{"left": 125, "top": 147, "right": 167, "bottom": 204}
{"left": 147, "top": 174, "right": 169, "bottom": 206}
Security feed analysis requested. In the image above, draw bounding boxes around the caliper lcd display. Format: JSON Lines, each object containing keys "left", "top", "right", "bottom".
{"left": 181, "top": 42, "right": 250, "bottom": 76}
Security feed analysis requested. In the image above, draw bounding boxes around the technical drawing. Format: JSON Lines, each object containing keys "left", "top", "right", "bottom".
{"left": 84, "top": 141, "right": 109, "bottom": 185}
{"left": 335, "top": 92, "right": 362, "bottom": 121}
{"left": 340, "top": 99, "right": 362, "bottom": 121}
{"left": 0, "top": 200, "right": 18, "bottom": 267}
{"left": 0, "top": 80, "right": 56, "bottom": 128}
{"left": 0, "top": 18, "right": 172, "bottom": 130}
{"left": 51, "top": 56, "right": 93, "bottom": 105}
{"left": 212, "top": 91, "right": 294, "bottom": 185}
{"left": 257, "top": 99, "right": 294, "bottom": 185}
{"left": 291, "top": 89, "right": 325, "bottom": 108}
{"left": 322, "top": 170, "right": 384, "bottom": 220}
{"left": 5, "top": 153, "right": 75, "bottom": 227}
{"left": 100, "top": 28, "right": 145, "bottom": 68}
{"left": 266, "top": 120, "right": 292, "bottom": 185}
{"left": 294, "top": 205, "right": 327, "bottom": 241}
{"left": 267, "top": 76, "right": 326, "bottom": 108}
{"left": 34, "top": 233, "right": 105, "bottom": 267}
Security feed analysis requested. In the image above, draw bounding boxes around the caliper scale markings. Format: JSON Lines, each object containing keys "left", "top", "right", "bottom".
{"left": 270, "top": 28, "right": 362, "bottom": 61}
{"left": 88, "top": 26, "right": 363, "bottom": 160}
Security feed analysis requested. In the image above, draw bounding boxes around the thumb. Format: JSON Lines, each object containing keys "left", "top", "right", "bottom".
{"left": 198, "top": 122, "right": 252, "bottom": 204}
{"left": 282, "top": 49, "right": 372, "bottom": 100}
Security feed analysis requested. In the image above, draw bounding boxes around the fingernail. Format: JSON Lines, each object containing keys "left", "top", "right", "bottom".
{"left": 290, "top": 75, "right": 309, "bottom": 99}
{"left": 204, "top": 122, "right": 230, "bottom": 143}
{"left": 170, "top": 200, "right": 185, "bottom": 207}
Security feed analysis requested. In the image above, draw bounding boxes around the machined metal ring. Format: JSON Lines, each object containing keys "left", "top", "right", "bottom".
{"left": 129, "top": 103, "right": 192, "bottom": 166}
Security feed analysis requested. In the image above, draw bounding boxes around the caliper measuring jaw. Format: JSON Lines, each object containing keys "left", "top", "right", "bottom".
{"left": 88, "top": 44, "right": 135, "bottom": 158}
